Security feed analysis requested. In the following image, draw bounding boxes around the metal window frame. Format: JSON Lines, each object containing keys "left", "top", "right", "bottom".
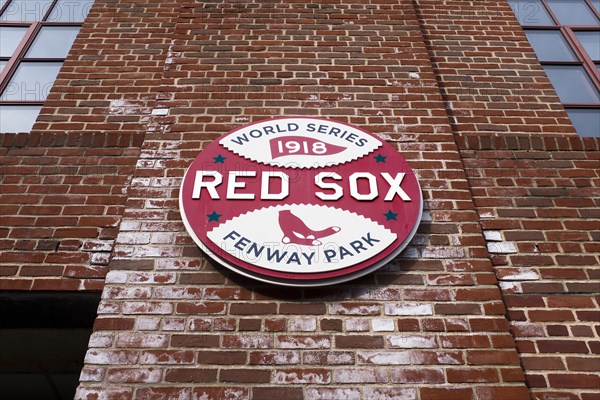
{"left": 0, "top": 0, "right": 83, "bottom": 106}
{"left": 519, "top": 0, "right": 600, "bottom": 118}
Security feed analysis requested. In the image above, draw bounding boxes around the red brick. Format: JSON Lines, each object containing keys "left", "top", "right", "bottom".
{"left": 566, "top": 357, "right": 600, "bottom": 372}
{"left": 538, "top": 340, "right": 590, "bottom": 354}
{"left": 164, "top": 368, "right": 218, "bottom": 383}
{"left": 93, "top": 317, "right": 136, "bottom": 331}
{"left": 548, "top": 374, "right": 600, "bottom": 389}
{"left": 175, "top": 302, "right": 226, "bottom": 315}
{"left": 419, "top": 387, "right": 473, "bottom": 400}
{"left": 170, "top": 335, "right": 220, "bottom": 348}
{"left": 440, "top": 335, "right": 490, "bottom": 349}
{"left": 391, "top": 368, "right": 444, "bottom": 383}
{"left": 529, "top": 310, "right": 576, "bottom": 322}
{"left": 335, "top": 335, "right": 384, "bottom": 349}
{"left": 501, "top": 367, "right": 526, "bottom": 383}
{"left": 547, "top": 325, "right": 569, "bottom": 336}
{"left": 447, "top": 368, "right": 499, "bottom": 383}
{"left": 31, "top": 279, "right": 81, "bottom": 291}
{"left": 467, "top": 350, "right": 521, "bottom": 365}
{"left": 135, "top": 387, "right": 192, "bottom": 400}
{"left": 2, "top": 3, "right": 599, "bottom": 400}
{"left": 474, "top": 386, "right": 530, "bottom": 399}
{"left": 252, "top": 387, "right": 303, "bottom": 400}
{"left": 279, "top": 303, "right": 326, "bottom": 315}
{"left": 220, "top": 368, "right": 271, "bottom": 383}
{"left": 229, "top": 302, "right": 277, "bottom": 315}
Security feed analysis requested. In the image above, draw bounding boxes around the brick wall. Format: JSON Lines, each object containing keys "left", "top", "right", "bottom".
{"left": 416, "top": 2, "right": 599, "bottom": 399}
{"left": 76, "top": 0, "right": 532, "bottom": 398}
{"left": 459, "top": 135, "right": 599, "bottom": 400}
{"left": 414, "top": 0, "right": 577, "bottom": 135}
{"left": 0, "top": 0, "right": 180, "bottom": 290}
{"left": 0, "top": 0, "right": 597, "bottom": 399}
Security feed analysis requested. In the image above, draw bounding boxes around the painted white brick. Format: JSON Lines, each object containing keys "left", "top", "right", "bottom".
{"left": 499, "top": 281, "right": 523, "bottom": 293}
{"left": 136, "top": 317, "right": 161, "bottom": 330}
{"left": 88, "top": 332, "right": 114, "bottom": 348}
{"left": 384, "top": 303, "right": 433, "bottom": 316}
{"left": 500, "top": 269, "right": 540, "bottom": 281}
{"left": 421, "top": 247, "right": 465, "bottom": 259}
{"left": 483, "top": 230, "right": 502, "bottom": 241}
{"left": 105, "top": 271, "right": 129, "bottom": 284}
{"left": 116, "top": 232, "right": 151, "bottom": 245}
{"left": 487, "top": 242, "right": 518, "bottom": 254}
{"left": 151, "top": 108, "right": 169, "bottom": 116}
{"left": 82, "top": 239, "right": 114, "bottom": 252}
{"left": 345, "top": 319, "right": 370, "bottom": 332}
{"left": 289, "top": 318, "right": 317, "bottom": 332}
{"left": 90, "top": 252, "right": 111, "bottom": 266}
{"left": 357, "top": 351, "right": 411, "bottom": 365}
{"left": 372, "top": 319, "right": 395, "bottom": 332}
{"left": 364, "top": 387, "right": 418, "bottom": 400}
{"left": 79, "top": 367, "right": 104, "bottom": 382}
{"left": 305, "top": 388, "right": 361, "bottom": 400}
{"left": 387, "top": 335, "right": 437, "bottom": 349}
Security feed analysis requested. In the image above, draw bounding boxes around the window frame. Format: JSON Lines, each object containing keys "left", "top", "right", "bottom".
{"left": 0, "top": 0, "right": 85, "bottom": 120}
{"left": 521, "top": 0, "right": 600, "bottom": 92}
{"left": 514, "top": 0, "right": 600, "bottom": 136}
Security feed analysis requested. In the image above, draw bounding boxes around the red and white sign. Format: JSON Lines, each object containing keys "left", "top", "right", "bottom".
{"left": 180, "top": 117, "right": 422, "bottom": 286}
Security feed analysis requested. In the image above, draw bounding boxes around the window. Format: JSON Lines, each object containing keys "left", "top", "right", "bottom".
{"left": 509, "top": 0, "right": 600, "bottom": 137}
{"left": 0, "top": 292, "right": 101, "bottom": 400}
{"left": 0, "top": 0, "right": 94, "bottom": 133}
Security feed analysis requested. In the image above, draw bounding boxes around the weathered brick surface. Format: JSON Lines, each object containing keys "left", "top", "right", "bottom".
{"left": 73, "top": 0, "right": 532, "bottom": 398}
{"left": 0, "top": 0, "right": 180, "bottom": 290}
{"left": 416, "top": 2, "right": 599, "bottom": 398}
{"left": 415, "top": 0, "right": 578, "bottom": 136}
{"left": 1, "top": 0, "right": 597, "bottom": 399}
{"left": 458, "top": 135, "right": 600, "bottom": 400}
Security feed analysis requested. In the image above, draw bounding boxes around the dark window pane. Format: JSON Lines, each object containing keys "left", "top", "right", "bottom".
{"left": 25, "top": 26, "right": 80, "bottom": 58}
{"left": 0, "top": 375, "right": 57, "bottom": 398}
{"left": 47, "top": 0, "right": 94, "bottom": 22}
{"left": 0, "top": 61, "right": 62, "bottom": 101}
{"left": 575, "top": 31, "right": 600, "bottom": 61}
{"left": 0, "top": 104, "right": 42, "bottom": 132}
{"left": 566, "top": 108, "right": 600, "bottom": 137}
{"left": 0, "top": 0, "right": 53, "bottom": 22}
{"left": 544, "top": 65, "right": 600, "bottom": 103}
{"left": 0, "top": 26, "right": 27, "bottom": 57}
{"left": 509, "top": 0, "right": 555, "bottom": 26}
{"left": 525, "top": 30, "right": 577, "bottom": 61}
{"left": 546, "top": 0, "right": 600, "bottom": 26}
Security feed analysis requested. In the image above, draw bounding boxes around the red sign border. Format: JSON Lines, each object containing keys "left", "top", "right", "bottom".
{"left": 179, "top": 117, "right": 423, "bottom": 286}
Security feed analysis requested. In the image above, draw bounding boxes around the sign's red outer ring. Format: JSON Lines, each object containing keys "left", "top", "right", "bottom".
{"left": 179, "top": 117, "right": 423, "bottom": 286}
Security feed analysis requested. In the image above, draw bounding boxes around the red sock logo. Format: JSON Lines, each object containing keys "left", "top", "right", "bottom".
{"left": 278, "top": 209, "right": 340, "bottom": 246}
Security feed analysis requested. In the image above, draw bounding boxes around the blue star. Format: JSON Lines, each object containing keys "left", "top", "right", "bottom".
{"left": 384, "top": 210, "right": 398, "bottom": 221}
{"left": 374, "top": 154, "right": 387, "bottom": 163}
{"left": 207, "top": 211, "right": 222, "bottom": 222}
{"left": 213, "top": 155, "right": 226, "bottom": 164}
